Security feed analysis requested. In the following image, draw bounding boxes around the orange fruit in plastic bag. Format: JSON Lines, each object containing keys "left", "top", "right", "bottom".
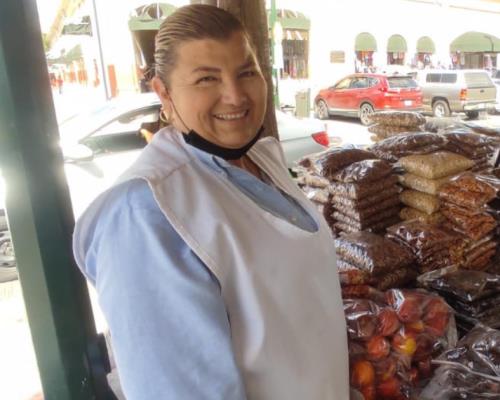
{"left": 351, "top": 360, "right": 375, "bottom": 388}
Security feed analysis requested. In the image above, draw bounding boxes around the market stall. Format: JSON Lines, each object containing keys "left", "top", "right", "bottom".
{"left": 294, "top": 110, "right": 500, "bottom": 399}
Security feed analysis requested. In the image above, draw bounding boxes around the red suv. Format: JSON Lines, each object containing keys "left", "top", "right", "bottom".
{"left": 314, "top": 74, "right": 423, "bottom": 125}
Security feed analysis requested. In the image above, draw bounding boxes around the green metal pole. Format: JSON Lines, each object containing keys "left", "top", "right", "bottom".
{"left": 270, "top": 0, "right": 280, "bottom": 108}
{"left": 0, "top": 0, "right": 114, "bottom": 398}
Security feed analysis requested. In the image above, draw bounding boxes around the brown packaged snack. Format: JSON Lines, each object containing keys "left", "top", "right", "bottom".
{"left": 444, "top": 141, "right": 493, "bottom": 159}
{"left": 335, "top": 216, "right": 401, "bottom": 235}
{"left": 329, "top": 175, "right": 399, "bottom": 200}
{"left": 332, "top": 159, "right": 393, "bottom": 184}
{"left": 443, "top": 130, "right": 497, "bottom": 147}
{"left": 400, "top": 190, "right": 440, "bottom": 215}
{"left": 399, "top": 207, "right": 444, "bottom": 225}
{"left": 370, "top": 133, "right": 445, "bottom": 153}
{"left": 465, "top": 249, "right": 496, "bottom": 271}
{"left": 334, "top": 195, "right": 401, "bottom": 221}
{"left": 441, "top": 207, "right": 496, "bottom": 232}
{"left": 331, "top": 186, "right": 401, "bottom": 209}
{"left": 368, "top": 123, "right": 423, "bottom": 137}
{"left": 367, "top": 111, "right": 426, "bottom": 127}
{"left": 464, "top": 240, "right": 497, "bottom": 265}
{"left": 399, "top": 151, "right": 474, "bottom": 179}
{"left": 334, "top": 207, "right": 400, "bottom": 230}
{"left": 322, "top": 196, "right": 336, "bottom": 228}
{"left": 439, "top": 173, "right": 499, "bottom": 208}
{"left": 335, "top": 232, "right": 414, "bottom": 273}
{"left": 440, "top": 185, "right": 496, "bottom": 210}
{"left": 442, "top": 220, "right": 496, "bottom": 242}
{"left": 295, "top": 172, "right": 330, "bottom": 188}
{"left": 375, "top": 268, "right": 418, "bottom": 291}
{"left": 386, "top": 220, "right": 457, "bottom": 254}
{"left": 301, "top": 186, "right": 330, "bottom": 204}
{"left": 398, "top": 173, "right": 452, "bottom": 196}
{"left": 309, "top": 147, "right": 377, "bottom": 178}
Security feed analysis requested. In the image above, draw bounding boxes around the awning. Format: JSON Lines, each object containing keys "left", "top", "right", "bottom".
{"left": 128, "top": 3, "right": 177, "bottom": 31}
{"left": 416, "top": 36, "right": 435, "bottom": 53}
{"left": 450, "top": 31, "right": 500, "bottom": 52}
{"left": 62, "top": 16, "right": 92, "bottom": 36}
{"left": 387, "top": 34, "right": 407, "bottom": 52}
{"left": 285, "top": 29, "right": 308, "bottom": 41}
{"left": 267, "top": 9, "right": 311, "bottom": 31}
{"left": 47, "top": 44, "right": 83, "bottom": 65}
{"left": 355, "top": 32, "right": 377, "bottom": 52}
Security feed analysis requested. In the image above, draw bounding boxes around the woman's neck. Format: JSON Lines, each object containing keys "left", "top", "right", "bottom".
{"left": 228, "top": 155, "right": 262, "bottom": 180}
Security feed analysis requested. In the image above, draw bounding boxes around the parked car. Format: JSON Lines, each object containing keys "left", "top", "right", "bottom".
{"left": 0, "top": 93, "right": 333, "bottom": 282}
{"left": 314, "top": 73, "right": 423, "bottom": 125}
{"left": 415, "top": 69, "right": 497, "bottom": 119}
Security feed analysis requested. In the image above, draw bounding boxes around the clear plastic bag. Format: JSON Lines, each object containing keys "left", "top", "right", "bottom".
{"left": 332, "top": 159, "right": 393, "bottom": 184}
{"left": 400, "top": 190, "right": 440, "bottom": 215}
{"left": 306, "top": 147, "right": 376, "bottom": 178}
{"left": 398, "top": 151, "right": 474, "bottom": 180}
{"left": 439, "top": 173, "right": 499, "bottom": 209}
{"left": 399, "top": 207, "right": 444, "bottom": 225}
{"left": 331, "top": 186, "right": 401, "bottom": 210}
{"left": 334, "top": 216, "right": 401, "bottom": 235}
{"left": 367, "top": 111, "right": 426, "bottom": 127}
{"left": 294, "top": 172, "right": 330, "bottom": 188}
{"left": 398, "top": 173, "right": 452, "bottom": 196}
{"left": 423, "top": 117, "right": 465, "bottom": 133}
{"left": 335, "top": 232, "right": 415, "bottom": 274}
{"left": 368, "top": 123, "right": 423, "bottom": 138}
{"left": 328, "top": 175, "right": 399, "bottom": 200}
{"left": 335, "top": 195, "right": 401, "bottom": 221}
{"left": 345, "top": 290, "right": 457, "bottom": 400}
{"left": 334, "top": 207, "right": 400, "bottom": 229}
{"left": 420, "top": 325, "right": 500, "bottom": 400}
{"left": 300, "top": 186, "right": 330, "bottom": 204}
{"left": 370, "top": 133, "right": 445, "bottom": 156}
{"left": 443, "top": 129, "right": 498, "bottom": 147}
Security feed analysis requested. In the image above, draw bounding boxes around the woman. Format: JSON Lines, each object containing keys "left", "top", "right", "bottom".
{"left": 73, "top": 5, "right": 348, "bottom": 399}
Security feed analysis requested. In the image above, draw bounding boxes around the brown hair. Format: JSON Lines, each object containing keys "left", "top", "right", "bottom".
{"left": 154, "top": 4, "right": 251, "bottom": 87}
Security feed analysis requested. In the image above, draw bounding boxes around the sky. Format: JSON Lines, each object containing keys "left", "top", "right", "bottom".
{"left": 35, "top": 0, "right": 59, "bottom": 33}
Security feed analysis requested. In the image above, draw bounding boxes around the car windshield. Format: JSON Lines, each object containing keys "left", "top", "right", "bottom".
{"left": 387, "top": 76, "right": 418, "bottom": 89}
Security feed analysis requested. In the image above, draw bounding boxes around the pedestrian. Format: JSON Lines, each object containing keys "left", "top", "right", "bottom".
{"left": 73, "top": 5, "right": 349, "bottom": 400}
{"left": 56, "top": 74, "right": 63, "bottom": 94}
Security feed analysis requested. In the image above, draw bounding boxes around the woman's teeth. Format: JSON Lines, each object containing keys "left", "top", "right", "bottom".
{"left": 214, "top": 110, "right": 247, "bottom": 120}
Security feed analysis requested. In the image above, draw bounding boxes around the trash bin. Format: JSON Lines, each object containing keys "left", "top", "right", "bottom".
{"left": 295, "top": 89, "right": 311, "bottom": 118}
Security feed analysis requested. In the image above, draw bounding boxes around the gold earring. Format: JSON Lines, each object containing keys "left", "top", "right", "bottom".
{"left": 159, "top": 108, "right": 171, "bottom": 124}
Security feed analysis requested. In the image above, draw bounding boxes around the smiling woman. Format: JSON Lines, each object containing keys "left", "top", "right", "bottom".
{"left": 72, "top": 4, "right": 349, "bottom": 400}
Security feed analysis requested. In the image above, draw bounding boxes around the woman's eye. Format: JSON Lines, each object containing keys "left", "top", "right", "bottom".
{"left": 196, "top": 76, "right": 217, "bottom": 84}
{"left": 240, "top": 70, "right": 256, "bottom": 78}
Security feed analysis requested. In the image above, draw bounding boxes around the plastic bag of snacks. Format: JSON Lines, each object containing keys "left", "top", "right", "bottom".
{"left": 332, "top": 159, "right": 393, "bottom": 184}
{"left": 335, "top": 195, "right": 401, "bottom": 221}
{"left": 294, "top": 172, "right": 330, "bottom": 188}
{"left": 399, "top": 207, "right": 444, "bottom": 225}
{"left": 300, "top": 147, "right": 376, "bottom": 179}
{"left": 420, "top": 325, "right": 500, "bottom": 400}
{"left": 400, "top": 190, "right": 440, "bottom": 215}
{"left": 398, "top": 173, "right": 452, "bottom": 196}
{"left": 367, "top": 111, "right": 426, "bottom": 127}
{"left": 344, "top": 289, "right": 457, "bottom": 400}
{"left": 328, "top": 175, "right": 399, "bottom": 200}
{"left": 331, "top": 186, "right": 401, "bottom": 209}
{"left": 370, "top": 133, "right": 445, "bottom": 154}
{"left": 398, "top": 151, "right": 474, "bottom": 180}
{"left": 368, "top": 123, "right": 423, "bottom": 137}
{"left": 335, "top": 232, "right": 414, "bottom": 274}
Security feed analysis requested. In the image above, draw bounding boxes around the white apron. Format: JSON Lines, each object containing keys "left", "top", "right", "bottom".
{"left": 116, "top": 127, "right": 349, "bottom": 400}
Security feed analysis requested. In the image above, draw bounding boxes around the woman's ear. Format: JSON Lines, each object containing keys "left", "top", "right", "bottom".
{"left": 151, "top": 76, "right": 173, "bottom": 116}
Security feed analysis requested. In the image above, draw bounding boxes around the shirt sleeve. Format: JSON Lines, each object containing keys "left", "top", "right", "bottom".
{"left": 74, "top": 179, "right": 247, "bottom": 400}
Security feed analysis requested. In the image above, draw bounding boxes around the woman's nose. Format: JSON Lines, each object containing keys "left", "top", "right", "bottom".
{"left": 221, "top": 80, "right": 248, "bottom": 106}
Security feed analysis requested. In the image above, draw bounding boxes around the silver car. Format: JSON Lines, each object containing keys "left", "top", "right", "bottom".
{"left": 415, "top": 69, "right": 497, "bottom": 119}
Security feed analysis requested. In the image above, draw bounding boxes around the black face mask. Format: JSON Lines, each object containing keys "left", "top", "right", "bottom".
{"left": 182, "top": 126, "right": 264, "bottom": 160}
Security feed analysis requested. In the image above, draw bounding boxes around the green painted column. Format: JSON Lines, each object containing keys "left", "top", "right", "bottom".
{"left": 0, "top": 0, "right": 114, "bottom": 398}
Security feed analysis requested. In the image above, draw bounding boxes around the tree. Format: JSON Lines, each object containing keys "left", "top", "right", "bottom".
{"left": 190, "top": 0, "right": 278, "bottom": 139}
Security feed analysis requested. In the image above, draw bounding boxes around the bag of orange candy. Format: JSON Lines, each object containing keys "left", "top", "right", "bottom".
{"left": 344, "top": 288, "right": 457, "bottom": 400}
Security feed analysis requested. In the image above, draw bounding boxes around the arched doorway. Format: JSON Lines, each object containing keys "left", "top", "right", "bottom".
{"left": 354, "top": 32, "right": 377, "bottom": 72}
{"left": 450, "top": 31, "right": 500, "bottom": 70}
{"left": 387, "top": 34, "right": 407, "bottom": 65}
{"left": 416, "top": 36, "right": 435, "bottom": 68}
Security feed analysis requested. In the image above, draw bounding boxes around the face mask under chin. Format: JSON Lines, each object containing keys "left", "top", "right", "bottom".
{"left": 181, "top": 126, "right": 264, "bottom": 160}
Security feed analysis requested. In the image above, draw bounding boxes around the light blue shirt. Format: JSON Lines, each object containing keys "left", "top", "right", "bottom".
{"left": 73, "top": 146, "right": 317, "bottom": 400}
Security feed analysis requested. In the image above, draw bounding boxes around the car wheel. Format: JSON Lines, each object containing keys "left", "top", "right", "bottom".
{"left": 315, "top": 100, "right": 330, "bottom": 120}
{"left": 0, "top": 231, "right": 17, "bottom": 283}
{"left": 465, "top": 111, "right": 479, "bottom": 120}
{"left": 432, "top": 100, "right": 451, "bottom": 118}
{"left": 359, "top": 103, "right": 374, "bottom": 125}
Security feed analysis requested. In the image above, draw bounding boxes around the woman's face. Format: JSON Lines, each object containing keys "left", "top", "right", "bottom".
{"left": 154, "top": 31, "right": 267, "bottom": 149}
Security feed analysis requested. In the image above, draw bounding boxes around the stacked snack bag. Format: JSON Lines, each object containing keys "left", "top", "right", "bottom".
{"left": 439, "top": 173, "right": 499, "bottom": 270}
{"left": 397, "top": 152, "right": 474, "bottom": 226}
{"left": 420, "top": 325, "right": 500, "bottom": 399}
{"left": 419, "top": 268, "right": 500, "bottom": 332}
{"left": 345, "top": 289, "right": 456, "bottom": 399}
{"left": 367, "top": 111, "right": 425, "bottom": 143}
{"left": 335, "top": 232, "right": 416, "bottom": 292}
{"left": 443, "top": 128, "right": 497, "bottom": 173}
{"left": 385, "top": 220, "right": 463, "bottom": 273}
{"left": 329, "top": 159, "right": 401, "bottom": 235}
{"left": 369, "top": 133, "right": 446, "bottom": 163}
